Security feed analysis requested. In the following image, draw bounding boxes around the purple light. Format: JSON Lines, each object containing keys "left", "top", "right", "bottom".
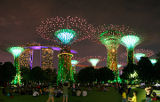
{"left": 30, "top": 46, "right": 42, "bottom": 50}
{"left": 52, "top": 47, "right": 61, "bottom": 51}
{"left": 71, "top": 50, "right": 77, "bottom": 54}
{"left": 41, "top": 46, "right": 48, "bottom": 48}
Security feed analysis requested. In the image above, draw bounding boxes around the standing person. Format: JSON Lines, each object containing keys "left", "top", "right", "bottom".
{"left": 63, "top": 82, "right": 70, "bottom": 102}
{"left": 145, "top": 86, "right": 152, "bottom": 102}
{"left": 46, "top": 86, "right": 54, "bottom": 102}
{"left": 122, "top": 88, "right": 127, "bottom": 102}
{"left": 128, "top": 91, "right": 137, "bottom": 102}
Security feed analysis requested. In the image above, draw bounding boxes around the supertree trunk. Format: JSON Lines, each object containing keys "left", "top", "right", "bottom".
{"left": 57, "top": 53, "right": 74, "bottom": 84}
{"left": 127, "top": 48, "right": 134, "bottom": 64}
{"left": 12, "top": 57, "right": 22, "bottom": 85}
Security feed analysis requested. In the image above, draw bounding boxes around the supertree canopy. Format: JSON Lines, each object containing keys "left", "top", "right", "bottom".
{"left": 97, "top": 24, "right": 129, "bottom": 71}
{"left": 36, "top": 16, "right": 95, "bottom": 45}
{"left": 55, "top": 29, "right": 76, "bottom": 44}
{"left": 121, "top": 35, "right": 141, "bottom": 64}
{"left": 150, "top": 59, "right": 157, "bottom": 65}
{"left": 88, "top": 58, "right": 100, "bottom": 67}
{"left": 9, "top": 47, "right": 24, "bottom": 85}
{"left": 37, "top": 16, "right": 95, "bottom": 84}
{"left": 134, "top": 53, "right": 145, "bottom": 61}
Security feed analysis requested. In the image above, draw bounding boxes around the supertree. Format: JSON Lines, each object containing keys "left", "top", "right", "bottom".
{"left": 9, "top": 47, "right": 24, "bottom": 85}
{"left": 121, "top": 34, "right": 141, "bottom": 64}
{"left": 36, "top": 16, "right": 95, "bottom": 84}
{"left": 96, "top": 24, "right": 129, "bottom": 71}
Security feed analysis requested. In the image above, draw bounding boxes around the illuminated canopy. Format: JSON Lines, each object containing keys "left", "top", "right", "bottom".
{"left": 121, "top": 35, "right": 140, "bottom": 49}
{"left": 71, "top": 60, "right": 79, "bottom": 65}
{"left": 134, "top": 53, "right": 145, "bottom": 61}
{"left": 117, "top": 64, "right": 122, "bottom": 68}
{"left": 150, "top": 59, "right": 157, "bottom": 65}
{"left": 88, "top": 58, "right": 100, "bottom": 67}
{"left": 9, "top": 47, "right": 24, "bottom": 57}
{"left": 55, "top": 29, "right": 76, "bottom": 44}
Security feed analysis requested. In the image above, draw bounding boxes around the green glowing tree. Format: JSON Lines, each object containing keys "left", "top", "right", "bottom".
{"left": 100, "top": 30, "right": 123, "bottom": 71}
{"left": 37, "top": 16, "right": 95, "bottom": 84}
{"left": 121, "top": 35, "right": 140, "bottom": 64}
{"left": 9, "top": 47, "right": 24, "bottom": 85}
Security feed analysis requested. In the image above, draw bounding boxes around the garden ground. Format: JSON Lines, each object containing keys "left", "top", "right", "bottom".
{"left": 0, "top": 87, "right": 159, "bottom": 102}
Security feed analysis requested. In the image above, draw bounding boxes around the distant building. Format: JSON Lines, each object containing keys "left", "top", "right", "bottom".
{"left": 41, "top": 48, "right": 54, "bottom": 70}
{"left": 19, "top": 48, "right": 31, "bottom": 68}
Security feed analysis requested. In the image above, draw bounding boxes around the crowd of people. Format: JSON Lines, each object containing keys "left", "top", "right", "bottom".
{"left": 1, "top": 82, "right": 160, "bottom": 102}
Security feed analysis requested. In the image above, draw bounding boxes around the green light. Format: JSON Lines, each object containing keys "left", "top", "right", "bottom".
{"left": 71, "top": 60, "right": 79, "bottom": 65}
{"left": 121, "top": 35, "right": 140, "bottom": 49}
{"left": 134, "top": 53, "right": 145, "bottom": 61}
{"left": 55, "top": 29, "right": 76, "bottom": 44}
{"left": 130, "top": 71, "right": 138, "bottom": 78}
{"left": 57, "top": 53, "right": 74, "bottom": 84}
{"left": 9, "top": 47, "right": 24, "bottom": 85}
{"left": 88, "top": 58, "right": 100, "bottom": 67}
{"left": 150, "top": 59, "right": 157, "bottom": 65}
{"left": 9, "top": 47, "right": 24, "bottom": 57}
{"left": 117, "top": 64, "right": 122, "bottom": 68}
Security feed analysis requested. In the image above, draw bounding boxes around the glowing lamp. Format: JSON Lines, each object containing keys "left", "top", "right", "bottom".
{"left": 88, "top": 58, "right": 100, "bottom": 67}
{"left": 134, "top": 53, "right": 145, "bottom": 61}
{"left": 55, "top": 29, "right": 76, "bottom": 44}
{"left": 150, "top": 59, "right": 157, "bottom": 65}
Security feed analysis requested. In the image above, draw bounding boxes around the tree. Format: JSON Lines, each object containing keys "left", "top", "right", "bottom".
{"left": 77, "top": 67, "right": 96, "bottom": 84}
{"left": 96, "top": 67, "right": 114, "bottom": 83}
{"left": 154, "top": 58, "right": 160, "bottom": 82}
{"left": 137, "top": 57, "right": 154, "bottom": 85}
{"left": 0, "top": 62, "right": 16, "bottom": 86}
{"left": 120, "top": 63, "right": 138, "bottom": 84}
{"left": 21, "top": 67, "right": 30, "bottom": 84}
{"left": 44, "top": 68, "right": 57, "bottom": 83}
{"left": 30, "top": 66, "right": 47, "bottom": 82}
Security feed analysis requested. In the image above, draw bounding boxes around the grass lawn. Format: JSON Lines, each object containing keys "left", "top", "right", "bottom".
{"left": 1, "top": 87, "right": 160, "bottom": 102}
{"left": 0, "top": 87, "right": 121, "bottom": 102}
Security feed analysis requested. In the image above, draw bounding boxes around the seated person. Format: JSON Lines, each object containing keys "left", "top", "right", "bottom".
{"left": 76, "top": 89, "right": 81, "bottom": 96}
{"left": 33, "top": 90, "right": 39, "bottom": 97}
{"left": 82, "top": 90, "right": 87, "bottom": 96}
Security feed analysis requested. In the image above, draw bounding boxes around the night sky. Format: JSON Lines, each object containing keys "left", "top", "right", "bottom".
{"left": 0, "top": 0, "right": 160, "bottom": 67}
